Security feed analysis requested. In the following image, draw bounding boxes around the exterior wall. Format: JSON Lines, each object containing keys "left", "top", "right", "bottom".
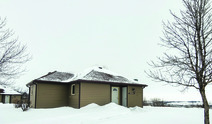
{"left": 80, "top": 82, "right": 110, "bottom": 107}
{"left": 11, "top": 95, "right": 22, "bottom": 104}
{"left": 30, "top": 84, "right": 36, "bottom": 108}
{"left": 0, "top": 95, "right": 21, "bottom": 104}
{"left": 127, "top": 85, "right": 143, "bottom": 107}
{"left": 0, "top": 95, "right": 5, "bottom": 103}
{"left": 68, "top": 83, "right": 80, "bottom": 108}
{"left": 36, "top": 83, "right": 68, "bottom": 108}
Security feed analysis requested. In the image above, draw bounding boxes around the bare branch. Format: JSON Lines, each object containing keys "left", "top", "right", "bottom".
{"left": 0, "top": 17, "right": 31, "bottom": 85}
{"left": 147, "top": 1, "right": 212, "bottom": 123}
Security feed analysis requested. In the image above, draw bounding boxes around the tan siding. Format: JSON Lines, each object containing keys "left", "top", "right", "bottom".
{"left": 0, "top": 95, "right": 2, "bottom": 102}
{"left": 127, "top": 86, "right": 143, "bottom": 107}
{"left": 30, "top": 84, "right": 36, "bottom": 108}
{"left": 11, "top": 95, "right": 21, "bottom": 104}
{"left": 36, "top": 83, "right": 68, "bottom": 108}
{"left": 80, "top": 82, "right": 110, "bottom": 107}
{"left": 68, "top": 84, "right": 79, "bottom": 108}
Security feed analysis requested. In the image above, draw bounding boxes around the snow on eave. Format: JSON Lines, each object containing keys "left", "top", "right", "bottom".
{"left": 75, "top": 79, "right": 147, "bottom": 87}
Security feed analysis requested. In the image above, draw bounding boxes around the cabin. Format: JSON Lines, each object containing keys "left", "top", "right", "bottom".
{"left": 0, "top": 85, "right": 22, "bottom": 104}
{"left": 26, "top": 67, "right": 147, "bottom": 108}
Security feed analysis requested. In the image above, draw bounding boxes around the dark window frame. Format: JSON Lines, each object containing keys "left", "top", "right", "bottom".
{"left": 71, "top": 84, "right": 75, "bottom": 95}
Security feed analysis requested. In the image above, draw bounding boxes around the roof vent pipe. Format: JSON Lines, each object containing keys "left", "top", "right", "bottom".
{"left": 134, "top": 79, "right": 138, "bottom": 81}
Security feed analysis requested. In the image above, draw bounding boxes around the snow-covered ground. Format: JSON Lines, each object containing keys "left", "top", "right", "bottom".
{"left": 0, "top": 103, "right": 211, "bottom": 124}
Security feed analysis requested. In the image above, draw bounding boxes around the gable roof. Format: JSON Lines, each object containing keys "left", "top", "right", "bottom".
{"left": 0, "top": 85, "right": 21, "bottom": 95}
{"left": 28, "top": 66, "right": 147, "bottom": 87}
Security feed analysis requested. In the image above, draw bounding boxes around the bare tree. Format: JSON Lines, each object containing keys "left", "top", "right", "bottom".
{"left": 147, "top": 0, "right": 212, "bottom": 123}
{"left": 0, "top": 17, "right": 30, "bottom": 85}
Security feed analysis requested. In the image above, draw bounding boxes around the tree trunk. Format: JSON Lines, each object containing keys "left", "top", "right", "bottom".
{"left": 200, "top": 89, "right": 210, "bottom": 124}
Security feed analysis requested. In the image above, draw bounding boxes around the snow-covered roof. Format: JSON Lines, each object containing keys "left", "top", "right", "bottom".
{"left": 33, "top": 66, "right": 146, "bottom": 86}
{"left": 69, "top": 66, "right": 140, "bottom": 84}
{"left": 37, "top": 71, "right": 74, "bottom": 82}
{"left": 0, "top": 85, "right": 21, "bottom": 95}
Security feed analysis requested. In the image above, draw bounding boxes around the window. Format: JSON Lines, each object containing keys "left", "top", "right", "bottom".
{"left": 113, "top": 88, "right": 118, "bottom": 91}
{"left": 71, "top": 84, "right": 75, "bottom": 95}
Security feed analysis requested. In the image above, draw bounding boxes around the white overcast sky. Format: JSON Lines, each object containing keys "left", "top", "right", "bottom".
{"left": 0, "top": 0, "right": 211, "bottom": 102}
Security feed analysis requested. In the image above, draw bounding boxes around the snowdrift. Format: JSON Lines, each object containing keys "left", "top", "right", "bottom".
{"left": 0, "top": 102, "right": 211, "bottom": 124}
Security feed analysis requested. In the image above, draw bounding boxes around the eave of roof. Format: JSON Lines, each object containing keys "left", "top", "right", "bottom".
{"left": 26, "top": 80, "right": 68, "bottom": 87}
{"left": 0, "top": 93, "right": 22, "bottom": 95}
{"left": 28, "top": 79, "right": 147, "bottom": 88}
{"left": 76, "top": 79, "right": 147, "bottom": 87}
